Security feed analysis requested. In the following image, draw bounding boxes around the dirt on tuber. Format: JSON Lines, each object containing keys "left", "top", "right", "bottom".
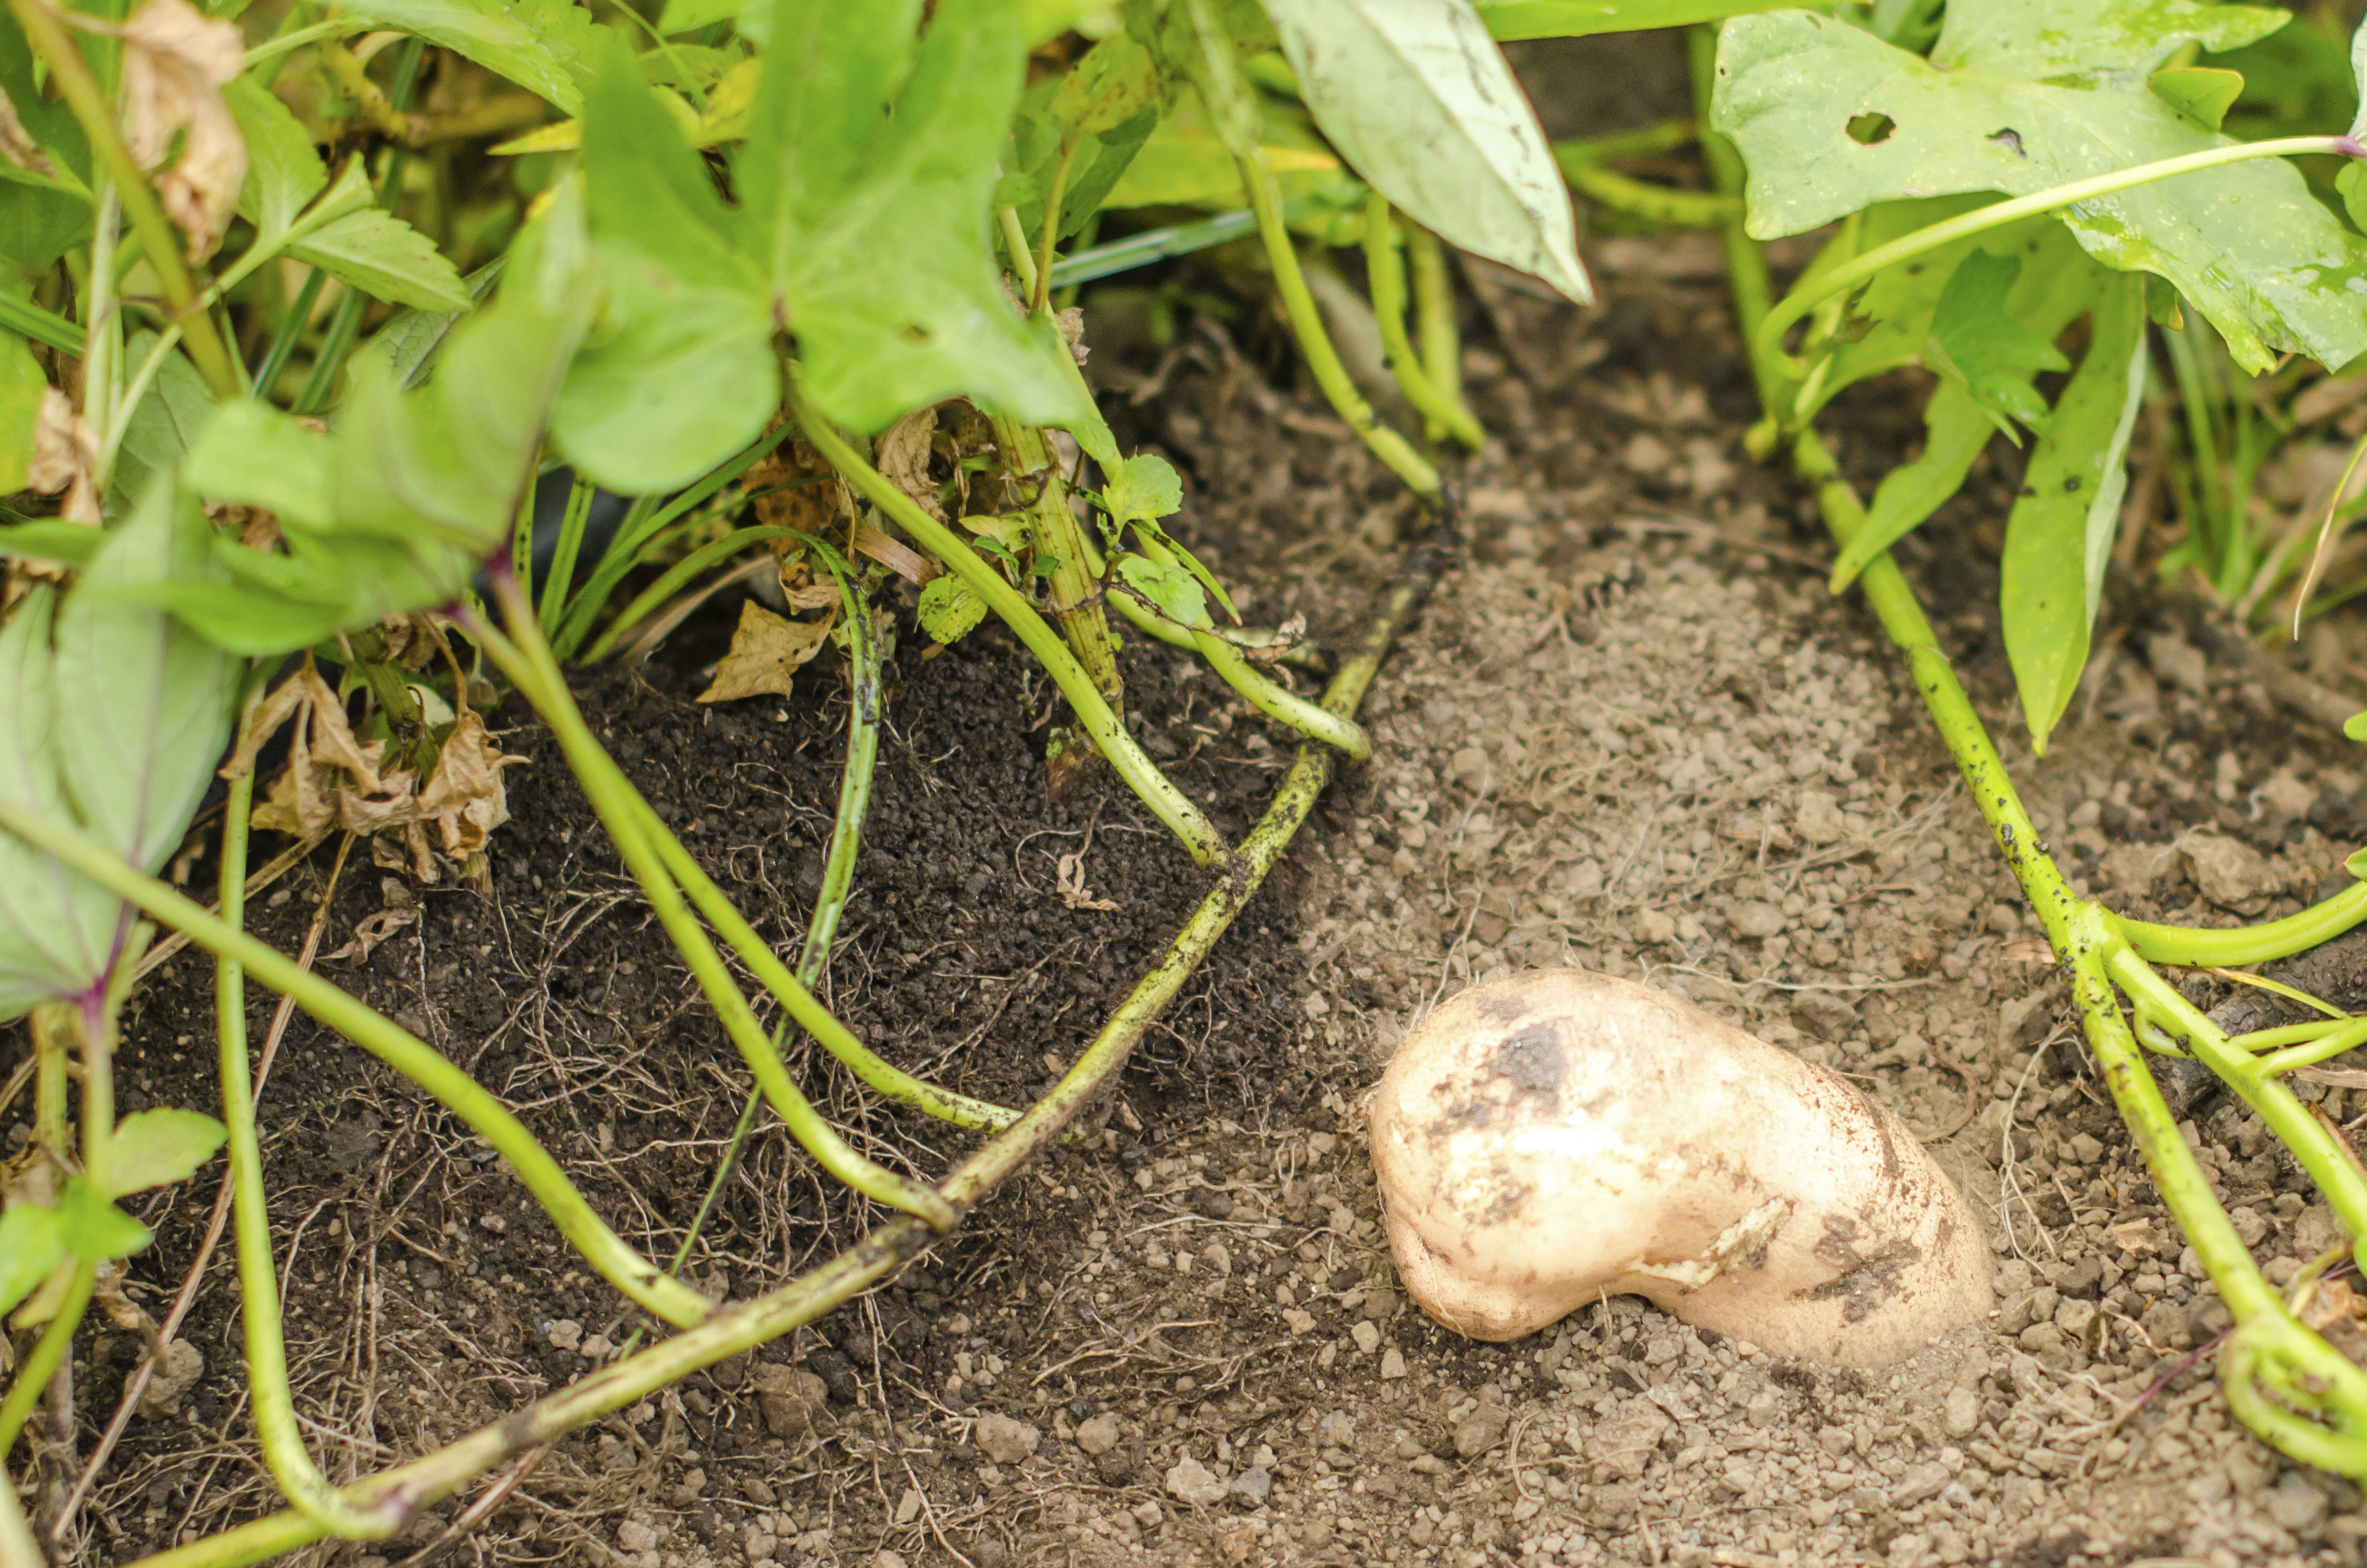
{"left": 1368, "top": 970, "right": 1992, "bottom": 1366}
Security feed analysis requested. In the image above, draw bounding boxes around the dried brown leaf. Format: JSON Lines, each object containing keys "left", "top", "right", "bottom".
{"left": 697, "top": 600, "right": 833, "bottom": 704}
{"left": 1056, "top": 851, "right": 1119, "bottom": 912}
{"left": 852, "top": 523, "right": 937, "bottom": 586}
{"left": 27, "top": 386, "right": 100, "bottom": 524}
{"left": 411, "top": 711, "right": 524, "bottom": 858}
{"left": 325, "top": 906, "right": 418, "bottom": 963}
{"left": 0, "top": 86, "right": 56, "bottom": 177}
{"left": 119, "top": 0, "right": 247, "bottom": 262}
{"left": 874, "top": 406, "right": 948, "bottom": 521}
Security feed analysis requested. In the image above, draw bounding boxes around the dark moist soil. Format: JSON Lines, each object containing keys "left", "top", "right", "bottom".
{"left": 28, "top": 624, "right": 1332, "bottom": 1563}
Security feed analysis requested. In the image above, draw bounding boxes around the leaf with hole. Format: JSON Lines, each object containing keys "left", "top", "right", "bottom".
{"left": 1713, "top": 0, "right": 2367, "bottom": 373}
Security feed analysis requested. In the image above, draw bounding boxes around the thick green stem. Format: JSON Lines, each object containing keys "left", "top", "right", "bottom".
{"left": 2, "top": 0, "right": 238, "bottom": 397}
{"left": 1562, "top": 163, "right": 1738, "bottom": 228}
{"left": 0, "top": 802, "right": 716, "bottom": 1330}
{"left": 1033, "top": 136, "right": 1081, "bottom": 316}
{"left": 792, "top": 389, "right": 1227, "bottom": 866}
{"left": 216, "top": 744, "right": 406, "bottom": 1537}
{"left": 1362, "top": 195, "right": 1482, "bottom": 451}
{"left": 1405, "top": 222, "right": 1464, "bottom": 428}
{"left": 475, "top": 584, "right": 958, "bottom": 1232}
{"left": 1751, "top": 135, "right": 2351, "bottom": 380}
{"left": 0, "top": 1263, "right": 93, "bottom": 1461}
{"left": 1237, "top": 150, "right": 1440, "bottom": 497}
{"left": 2121, "top": 882, "right": 2367, "bottom": 968}
{"left": 988, "top": 410, "right": 1126, "bottom": 710}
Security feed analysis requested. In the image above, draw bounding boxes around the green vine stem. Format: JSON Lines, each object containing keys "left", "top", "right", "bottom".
{"left": 1120, "top": 531, "right": 1372, "bottom": 760}
{"left": 1, "top": 0, "right": 239, "bottom": 398}
{"left": 473, "top": 581, "right": 959, "bottom": 1231}
{"left": 1236, "top": 148, "right": 1442, "bottom": 498}
{"left": 1561, "top": 162, "right": 1738, "bottom": 228}
{"left": 103, "top": 508, "right": 1441, "bottom": 1568}
{"left": 1749, "top": 134, "right": 2358, "bottom": 383}
{"left": 1700, "top": 81, "right": 2367, "bottom": 1466}
{"left": 988, "top": 409, "right": 1127, "bottom": 709}
{"left": 1798, "top": 423, "right": 2367, "bottom": 1470}
{"left": 0, "top": 802, "right": 718, "bottom": 1330}
{"left": 1362, "top": 194, "right": 1482, "bottom": 451}
{"left": 2119, "top": 882, "right": 2367, "bottom": 968}
{"left": 1405, "top": 222, "right": 1466, "bottom": 439}
{"left": 792, "top": 387, "right": 1228, "bottom": 866}
{"left": 0, "top": 1263, "right": 95, "bottom": 1461}
{"left": 214, "top": 723, "right": 406, "bottom": 1538}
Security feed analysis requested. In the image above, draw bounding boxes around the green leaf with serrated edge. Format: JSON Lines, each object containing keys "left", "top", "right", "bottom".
{"left": 226, "top": 77, "right": 328, "bottom": 242}
{"left": 0, "top": 1202, "right": 64, "bottom": 1316}
{"left": 1262, "top": 0, "right": 1588, "bottom": 304}
{"left": 105, "top": 1109, "right": 228, "bottom": 1198}
{"left": 109, "top": 331, "right": 214, "bottom": 513}
{"left": 2001, "top": 273, "right": 2148, "bottom": 754}
{"left": 176, "top": 193, "right": 593, "bottom": 655}
{"left": 357, "top": 259, "right": 506, "bottom": 392}
{"left": 0, "top": 589, "right": 114, "bottom": 1017}
{"left": 2348, "top": 709, "right": 2367, "bottom": 741}
{"left": 56, "top": 480, "right": 236, "bottom": 882}
{"left": 330, "top": 0, "right": 599, "bottom": 113}
{"left": 0, "top": 486, "right": 234, "bottom": 1019}
{"left": 56, "top": 1177, "right": 149, "bottom": 1263}
{"left": 995, "top": 103, "right": 1159, "bottom": 247}
{"left": 1104, "top": 451, "right": 1182, "bottom": 526}
{"left": 554, "top": 42, "right": 774, "bottom": 494}
{"left": 2150, "top": 65, "right": 2245, "bottom": 130}
{"left": 734, "top": 0, "right": 1093, "bottom": 435}
{"left": 1113, "top": 553, "right": 1211, "bottom": 629}
{"left": 290, "top": 199, "right": 474, "bottom": 314}
{"left": 1714, "top": 0, "right": 2367, "bottom": 375}
{"left": 918, "top": 575, "right": 988, "bottom": 643}
{"left": 1124, "top": 0, "right": 1274, "bottom": 157}
{"left": 1829, "top": 381, "right": 1994, "bottom": 592}
{"left": 1922, "top": 251, "right": 2068, "bottom": 441}
{"left": 183, "top": 399, "right": 333, "bottom": 526}
{"left": 0, "top": 327, "right": 38, "bottom": 492}
{"left": 1473, "top": 0, "right": 1791, "bottom": 40}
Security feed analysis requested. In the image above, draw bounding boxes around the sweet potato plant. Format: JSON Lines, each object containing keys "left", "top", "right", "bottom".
{"left": 18, "top": 0, "right": 2367, "bottom": 1557}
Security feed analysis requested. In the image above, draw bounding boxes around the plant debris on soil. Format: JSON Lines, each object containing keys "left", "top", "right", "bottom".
{"left": 26, "top": 32, "right": 2367, "bottom": 1568}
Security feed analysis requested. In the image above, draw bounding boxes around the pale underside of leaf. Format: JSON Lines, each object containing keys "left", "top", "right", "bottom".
{"left": 1265, "top": 0, "right": 1590, "bottom": 303}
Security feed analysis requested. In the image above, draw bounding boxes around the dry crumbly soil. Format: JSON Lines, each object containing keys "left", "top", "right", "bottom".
{"left": 24, "top": 41, "right": 2367, "bottom": 1568}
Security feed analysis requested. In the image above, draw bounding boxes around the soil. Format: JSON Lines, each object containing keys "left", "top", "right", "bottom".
{"left": 19, "top": 30, "right": 2367, "bottom": 1568}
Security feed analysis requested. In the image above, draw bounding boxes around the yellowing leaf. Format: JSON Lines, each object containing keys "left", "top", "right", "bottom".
{"left": 697, "top": 600, "right": 833, "bottom": 702}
